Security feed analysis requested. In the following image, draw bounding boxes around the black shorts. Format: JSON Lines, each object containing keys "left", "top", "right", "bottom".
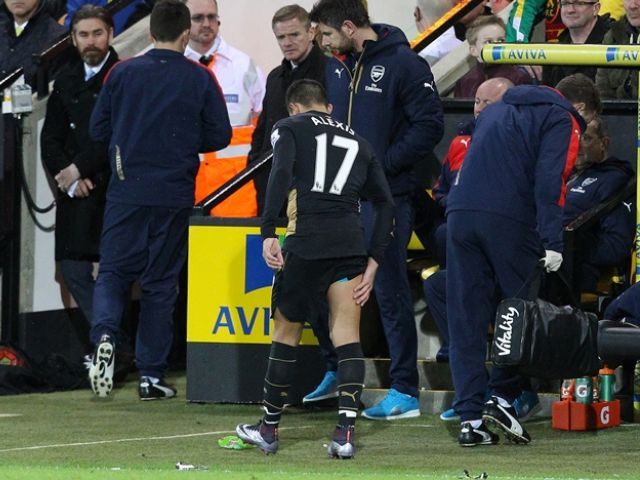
{"left": 271, "top": 252, "right": 367, "bottom": 324}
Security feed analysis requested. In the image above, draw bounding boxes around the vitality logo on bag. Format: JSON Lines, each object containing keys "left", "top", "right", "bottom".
{"left": 495, "top": 306, "right": 519, "bottom": 356}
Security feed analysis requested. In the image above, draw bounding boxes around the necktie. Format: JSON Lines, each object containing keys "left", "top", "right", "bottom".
{"left": 85, "top": 69, "right": 96, "bottom": 81}
{"left": 199, "top": 54, "right": 216, "bottom": 68}
{"left": 15, "top": 25, "right": 24, "bottom": 37}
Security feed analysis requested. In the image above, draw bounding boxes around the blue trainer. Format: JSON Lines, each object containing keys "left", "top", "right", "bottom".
{"left": 439, "top": 408, "right": 460, "bottom": 422}
{"left": 513, "top": 390, "right": 541, "bottom": 422}
{"left": 361, "top": 388, "right": 420, "bottom": 420}
{"left": 302, "top": 371, "right": 338, "bottom": 403}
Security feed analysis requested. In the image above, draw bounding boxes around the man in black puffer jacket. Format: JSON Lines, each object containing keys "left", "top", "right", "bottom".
{"left": 0, "top": 0, "right": 66, "bottom": 86}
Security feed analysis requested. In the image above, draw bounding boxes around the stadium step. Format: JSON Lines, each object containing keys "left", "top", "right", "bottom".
{"left": 362, "top": 358, "right": 559, "bottom": 417}
{"left": 364, "top": 358, "right": 455, "bottom": 391}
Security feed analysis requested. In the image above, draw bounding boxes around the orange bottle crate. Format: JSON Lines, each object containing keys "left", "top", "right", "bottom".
{"left": 552, "top": 399, "right": 620, "bottom": 431}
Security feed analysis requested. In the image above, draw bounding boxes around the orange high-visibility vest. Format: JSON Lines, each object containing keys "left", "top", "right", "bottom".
{"left": 195, "top": 123, "right": 257, "bottom": 217}
{"left": 194, "top": 53, "right": 259, "bottom": 217}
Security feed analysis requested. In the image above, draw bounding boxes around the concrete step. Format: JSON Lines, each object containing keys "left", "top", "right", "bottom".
{"left": 360, "top": 388, "right": 558, "bottom": 419}
{"left": 364, "top": 358, "right": 454, "bottom": 391}
{"left": 364, "top": 357, "right": 562, "bottom": 393}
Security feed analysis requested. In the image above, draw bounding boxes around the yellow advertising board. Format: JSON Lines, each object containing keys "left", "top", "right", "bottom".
{"left": 187, "top": 221, "right": 319, "bottom": 345}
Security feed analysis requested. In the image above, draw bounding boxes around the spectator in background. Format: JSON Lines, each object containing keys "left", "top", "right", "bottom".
{"left": 507, "top": 0, "right": 622, "bottom": 43}
{"left": 87, "top": 0, "right": 231, "bottom": 400}
{"left": 311, "top": 0, "right": 444, "bottom": 421}
{"left": 41, "top": 6, "right": 118, "bottom": 333}
{"left": 507, "top": 0, "right": 565, "bottom": 42}
{"left": 414, "top": 1, "right": 494, "bottom": 66}
{"left": 0, "top": 0, "right": 66, "bottom": 86}
{"left": 543, "top": 0, "right": 610, "bottom": 87}
{"left": 596, "top": 0, "right": 640, "bottom": 99}
{"left": 185, "top": 0, "right": 265, "bottom": 217}
{"left": 454, "top": 15, "right": 532, "bottom": 97}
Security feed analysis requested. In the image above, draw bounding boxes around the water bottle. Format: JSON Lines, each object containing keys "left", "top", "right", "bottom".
{"left": 575, "top": 377, "right": 593, "bottom": 404}
{"left": 599, "top": 367, "right": 616, "bottom": 402}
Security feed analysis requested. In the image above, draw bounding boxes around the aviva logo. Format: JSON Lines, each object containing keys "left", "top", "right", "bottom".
{"left": 187, "top": 225, "right": 318, "bottom": 345}
{"left": 606, "top": 47, "right": 620, "bottom": 62}
{"left": 244, "top": 234, "right": 274, "bottom": 293}
{"left": 606, "top": 47, "right": 640, "bottom": 62}
{"left": 491, "top": 45, "right": 547, "bottom": 61}
{"left": 491, "top": 45, "right": 505, "bottom": 61}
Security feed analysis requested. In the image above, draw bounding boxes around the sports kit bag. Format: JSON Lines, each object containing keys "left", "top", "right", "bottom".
{"left": 491, "top": 269, "right": 600, "bottom": 379}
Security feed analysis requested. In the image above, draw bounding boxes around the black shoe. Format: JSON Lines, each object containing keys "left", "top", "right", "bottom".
{"left": 89, "top": 334, "right": 115, "bottom": 398}
{"left": 482, "top": 396, "right": 531, "bottom": 444}
{"left": 138, "top": 376, "right": 177, "bottom": 400}
{"left": 236, "top": 420, "right": 279, "bottom": 454}
{"left": 327, "top": 425, "right": 355, "bottom": 459}
{"left": 458, "top": 421, "right": 499, "bottom": 447}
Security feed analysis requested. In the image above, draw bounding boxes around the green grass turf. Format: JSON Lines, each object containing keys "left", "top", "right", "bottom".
{"left": 0, "top": 373, "right": 638, "bottom": 479}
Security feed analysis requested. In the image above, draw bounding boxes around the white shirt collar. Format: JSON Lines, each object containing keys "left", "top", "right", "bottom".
{"left": 14, "top": 20, "right": 29, "bottom": 33}
{"left": 84, "top": 50, "right": 111, "bottom": 79}
{"left": 185, "top": 36, "right": 230, "bottom": 63}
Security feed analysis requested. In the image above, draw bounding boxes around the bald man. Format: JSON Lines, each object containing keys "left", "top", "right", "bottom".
{"left": 424, "top": 77, "right": 513, "bottom": 370}
{"left": 432, "top": 77, "right": 514, "bottom": 265}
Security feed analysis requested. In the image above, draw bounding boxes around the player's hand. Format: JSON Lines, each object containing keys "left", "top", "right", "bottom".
{"left": 74, "top": 178, "right": 94, "bottom": 198}
{"left": 55, "top": 163, "right": 81, "bottom": 191}
{"left": 353, "top": 257, "right": 378, "bottom": 306}
{"left": 542, "top": 250, "right": 563, "bottom": 272}
{"left": 262, "top": 237, "right": 284, "bottom": 270}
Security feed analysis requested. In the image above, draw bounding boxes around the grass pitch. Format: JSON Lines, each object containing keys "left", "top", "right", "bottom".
{"left": 0, "top": 373, "right": 638, "bottom": 479}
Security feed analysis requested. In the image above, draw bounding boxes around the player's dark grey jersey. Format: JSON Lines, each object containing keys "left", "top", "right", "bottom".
{"left": 261, "top": 110, "right": 393, "bottom": 263}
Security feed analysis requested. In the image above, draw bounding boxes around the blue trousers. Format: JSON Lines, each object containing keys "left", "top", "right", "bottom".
{"left": 423, "top": 269, "right": 449, "bottom": 356}
{"left": 60, "top": 259, "right": 95, "bottom": 324}
{"left": 90, "top": 203, "right": 190, "bottom": 378}
{"left": 362, "top": 196, "right": 418, "bottom": 397}
{"left": 446, "top": 210, "right": 543, "bottom": 421}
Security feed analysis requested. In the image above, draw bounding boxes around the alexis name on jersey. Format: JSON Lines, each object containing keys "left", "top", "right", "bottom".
{"left": 310, "top": 115, "right": 354, "bottom": 136}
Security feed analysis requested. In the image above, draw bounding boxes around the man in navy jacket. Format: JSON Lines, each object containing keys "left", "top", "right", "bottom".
{"left": 565, "top": 116, "right": 635, "bottom": 292}
{"left": 88, "top": 0, "right": 231, "bottom": 400}
{"left": 310, "top": 0, "right": 444, "bottom": 420}
{"left": 445, "top": 74, "right": 600, "bottom": 446}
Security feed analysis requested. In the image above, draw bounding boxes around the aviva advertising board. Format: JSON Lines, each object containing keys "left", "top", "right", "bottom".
{"left": 481, "top": 43, "right": 640, "bottom": 67}
{"left": 187, "top": 220, "right": 319, "bottom": 345}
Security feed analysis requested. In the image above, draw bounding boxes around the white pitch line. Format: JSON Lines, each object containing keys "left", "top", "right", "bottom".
{"left": 0, "top": 426, "right": 312, "bottom": 453}
{"left": 0, "top": 414, "right": 23, "bottom": 418}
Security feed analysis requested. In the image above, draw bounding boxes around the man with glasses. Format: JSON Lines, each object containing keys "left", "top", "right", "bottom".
{"left": 506, "top": 0, "right": 621, "bottom": 42}
{"left": 596, "top": 0, "right": 640, "bottom": 98}
{"left": 185, "top": 0, "right": 265, "bottom": 216}
{"left": 543, "top": 1, "right": 611, "bottom": 87}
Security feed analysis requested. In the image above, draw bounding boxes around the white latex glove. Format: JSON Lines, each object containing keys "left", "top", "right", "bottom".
{"left": 542, "top": 250, "right": 563, "bottom": 272}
